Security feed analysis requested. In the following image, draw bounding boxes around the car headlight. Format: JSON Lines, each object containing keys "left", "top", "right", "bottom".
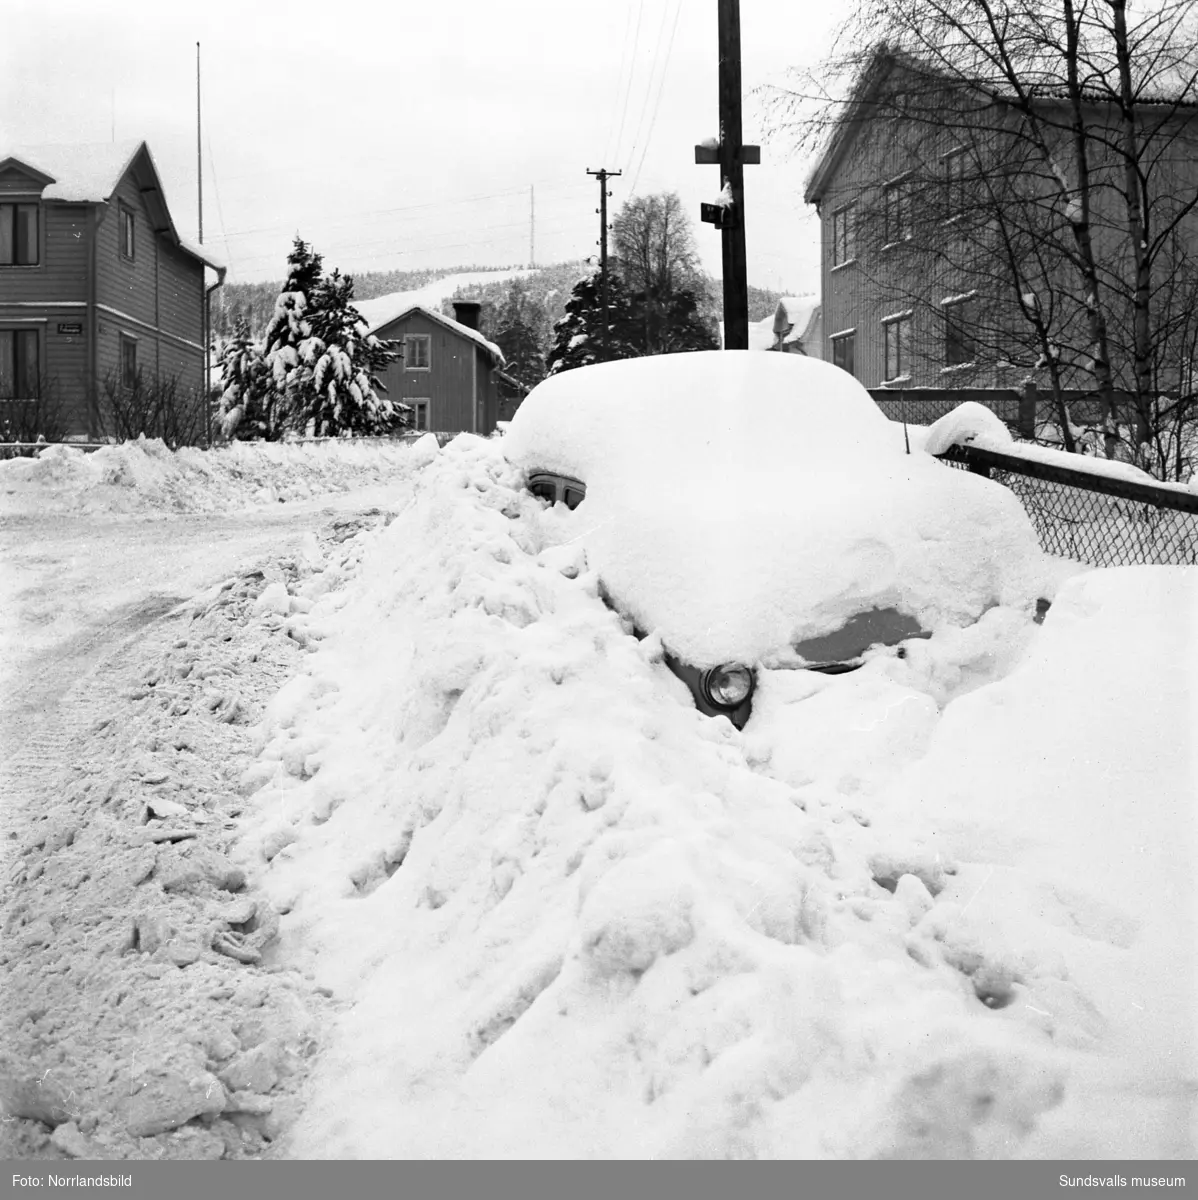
{"left": 701, "top": 663, "right": 754, "bottom": 709}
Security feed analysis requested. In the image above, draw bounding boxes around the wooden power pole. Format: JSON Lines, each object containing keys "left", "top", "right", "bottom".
{"left": 697, "top": 0, "right": 757, "bottom": 350}
{"left": 587, "top": 167, "right": 621, "bottom": 342}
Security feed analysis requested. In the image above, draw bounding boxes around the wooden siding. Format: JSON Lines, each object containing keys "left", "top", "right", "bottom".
{"left": 94, "top": 167, "right": 205, "bottom": 404}
{"left": 0, "top": 200, "right": 90, "bottom": 304}
{"left": 0, "top": 199, "right": 94, "bottom": 435}
{"left": 1, "top": 154, "right": 206, "bottom": 437}
{"left": 374, "top": 310, "right": 502, "bottom": 435}
{"left": 814, "top": 91, "right": 1198, "bottom": 393}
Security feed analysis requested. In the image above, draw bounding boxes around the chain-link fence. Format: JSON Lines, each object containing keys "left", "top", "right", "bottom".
{"left": 938, "top": 443, "right": 1198, "bottom": 566}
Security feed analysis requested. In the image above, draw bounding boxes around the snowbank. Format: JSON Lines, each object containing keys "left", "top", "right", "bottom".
{"left": 223, "top": 432, "right": 1192, "bottom": 1158}
{"left": 505, "top": 353, "right": 1052, "bottom": 667}
{"left": 0, "top": 437, "right": 421, "bottom": 516}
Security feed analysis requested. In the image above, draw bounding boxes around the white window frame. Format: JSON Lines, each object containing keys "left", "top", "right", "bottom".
{"left": 882, "top": 174, "right": 913, "bottom": 247}
{"left": 941, "top": 293, "right": 978, "bottom": 370}
{"left": 830, "top": 329, "right": 856, "bottom": 377}
{"left": 410, "top": 398, "right": 431, "bottom": 431}
{"left": 119, "top": 205, "right": 135, "bottom": 261}
{"left": 120, "top": 333, "right": 139, "bottom": 389}
{"left": 0, "top": 201, "right": 41, "bottom": 267}
{"left": 0, "top": 325, "right": 42, "bottom": 399}
{"left": 882, "top": 311, "right": 913, "bottom": 383}
{"left": 405, "top": 334, "right": 431, "bottom": 371}
{"left": 831, "top": 204, "right": 856, "bottom": 269}
{"left": 942, "top": 147, "right": 968, "bottom": 220}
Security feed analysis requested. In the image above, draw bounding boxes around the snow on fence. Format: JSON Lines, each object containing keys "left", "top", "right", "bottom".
{"left": 937, "top": 442, "right": 1198, "bottom": 567}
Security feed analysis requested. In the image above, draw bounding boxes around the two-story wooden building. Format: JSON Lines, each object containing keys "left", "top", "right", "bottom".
{"left": 0, "top": 140, "right": 224, "bottom": 438}
{"left": 361, "top": 298, "right": 517, "bottom": 436}
{"left": 804, "top": 47, "right": 1198, "bottom": 396}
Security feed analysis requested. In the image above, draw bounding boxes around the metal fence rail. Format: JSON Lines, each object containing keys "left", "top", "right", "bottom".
{"left": 937, "top": 442, "right": 1198, "bottom": 567}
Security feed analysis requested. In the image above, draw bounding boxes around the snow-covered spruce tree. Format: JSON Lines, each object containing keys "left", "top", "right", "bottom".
{"left": 299, "top": 269, "right": 407, "bottom": 436}
{"left": 493, "top": 281, "right": 548, "bottom": 390}
{"left": 262, "top": 239, "right": 406, "bottom": 436}
{"left": 262, "top": 236, "right": 324, "bottom": 434}
{"left": 215, "top": 315, "right": 273, "bottom": 439}
{"left": 546, "top": 268, "right": 636, "bottom": 375}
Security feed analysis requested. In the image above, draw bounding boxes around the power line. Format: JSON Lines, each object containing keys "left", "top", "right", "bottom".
{"left": 624, "top": 1, "right": 674, "bottom": 180}
{"left": 603, "top": 1, "right": 637, "bottom": 165}
{"left": 226, "top": 216, "right": 586, "bottom": 274}
{"left": 612, "top": 0, "right": 646, "bottom": 166}
{"left": 629, "top": 0, "right": 683, "bottom": 197}
{"left": 217, "top": 179, "right": 590, "bottom": 240}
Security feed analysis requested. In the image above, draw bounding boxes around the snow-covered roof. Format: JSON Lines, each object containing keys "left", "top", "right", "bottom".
{"left": 352, "top": 269, "right": 534, "bottom": 335}
{"left": 0, "top": 140, "right": 224, "bottom": 273}
{"left": 745, "top": 296, "right": 820, "bottom": 352}
{"left": 364, "top": 303, "right": 505, "bottom": 366}
{"left": 1, "top": 141, "right": 144, "bottom": 202}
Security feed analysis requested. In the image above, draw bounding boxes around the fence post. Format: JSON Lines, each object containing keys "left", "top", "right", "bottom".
{"left": 1019, "top": 382, "right": 1038, "bottom": 440}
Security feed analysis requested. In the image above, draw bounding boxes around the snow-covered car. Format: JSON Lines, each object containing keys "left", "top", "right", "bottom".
{"left": 505, "top": 351, "right": 1051, "bottom": 729}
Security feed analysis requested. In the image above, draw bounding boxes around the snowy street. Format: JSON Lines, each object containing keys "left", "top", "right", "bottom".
{"left": 1, "top": 431, "right": 1195, "bottom": 1161}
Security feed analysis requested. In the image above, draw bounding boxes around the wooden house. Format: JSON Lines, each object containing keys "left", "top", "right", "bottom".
{"left": 722, "top": 296, "right": 822, "bottom": 356}
{"left": 803, "top": 48, "right": 1198, "bottom": 393}
{"left": 363, "top": 298, "right": 516, "bottom": 436}
{"left": 0, "top": 140, "right": 225, "bottom": 439}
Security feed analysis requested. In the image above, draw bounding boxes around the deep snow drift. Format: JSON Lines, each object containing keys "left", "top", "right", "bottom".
{"left": 2, "top": 427, "right": 1193, "bottom": 1159}
{"left": 220, "top": 433, "right": 1195, "bottom": 1159}
{"left": 0, "top": 436, "right": 419, "bottom": 516}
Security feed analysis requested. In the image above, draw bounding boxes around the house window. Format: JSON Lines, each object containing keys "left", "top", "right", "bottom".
{"left": 831, "top": 205, "right": 855, "bottom": 267}
{"left": 883, "top": 179, "right": 911, "bottom": 245}
{"left": 120, "top": 207, "right": 135, "bottom": 260}
{"left": 410, "top": 399, "right": 430, "bottom": 431}
{"left": 0, "top": 328, "right": 40, "bottom": 398}
{"left": 943, "top": 149, "right": 967, "bottom": 218}
{"left": 0, "top": 203, "right": 39, "bottom": 266}
{"left": 120, "top": 336, "right": 138, "bottom": 389}
{"left": 831, "top": 331, "right": 855, "bottom": 377}
{"left": 943, "top": 298, "right": 976, "bottom": 367}
{"left": 883, "top": 315, "right": 912, "bottom": 382}
{"left": 405, "top": 335, "right": 430, "bottom": 370}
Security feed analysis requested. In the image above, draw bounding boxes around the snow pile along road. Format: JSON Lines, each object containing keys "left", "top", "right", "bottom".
{"left": 0, "top": 437, "right": 420, "bottom": 516}
{"left": 225, "top": 433, "right": 1192, "bottom": 1158}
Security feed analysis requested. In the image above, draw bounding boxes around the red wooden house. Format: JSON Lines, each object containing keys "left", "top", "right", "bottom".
{"left": 358, "top": 297, "right": 522, "bottom": 436}
{"left": 0, "top": 140, "right": 224, "bottom": 439}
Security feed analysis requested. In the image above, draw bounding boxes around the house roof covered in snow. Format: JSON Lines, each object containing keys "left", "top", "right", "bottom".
{"left": 0, "top": 140, "right": 224, "bottom": 273}
{"left": 722, "top": 297, "right": 821, "bottom": 352}
{"left": 363, "top": 302, "right": 505, "bottom": 366}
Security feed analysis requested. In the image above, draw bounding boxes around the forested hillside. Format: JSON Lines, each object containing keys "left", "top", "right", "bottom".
{"left": 215, "top": 262, "right": 788, "bottom": 346}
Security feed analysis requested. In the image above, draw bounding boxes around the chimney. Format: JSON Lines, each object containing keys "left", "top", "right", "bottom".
{"left": 453, "top": 301, "right": 482, "bottom": 330}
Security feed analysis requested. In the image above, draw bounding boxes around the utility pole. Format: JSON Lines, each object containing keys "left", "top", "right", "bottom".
{"left": 587, "top": 167, "right": 621, "bottom": 344}
{"left": 530, "top": 184, "right": 535, "bottom": 268}
{"left": 696, "top": 0, "right": 757, "bottom": 350}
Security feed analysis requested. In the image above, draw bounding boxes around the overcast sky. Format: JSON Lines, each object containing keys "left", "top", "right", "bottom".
{"left": 2, "top": 0, "right": 844, "bottom": 292}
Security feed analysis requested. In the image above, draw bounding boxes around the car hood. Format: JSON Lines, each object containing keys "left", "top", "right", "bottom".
{"left": 572, "top": 454, "right": 1047, "bottom": 668}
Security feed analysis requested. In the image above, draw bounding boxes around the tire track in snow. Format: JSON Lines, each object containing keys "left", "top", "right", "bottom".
{"left": 1, "top": 595, "right": 188, "bottom": 882}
